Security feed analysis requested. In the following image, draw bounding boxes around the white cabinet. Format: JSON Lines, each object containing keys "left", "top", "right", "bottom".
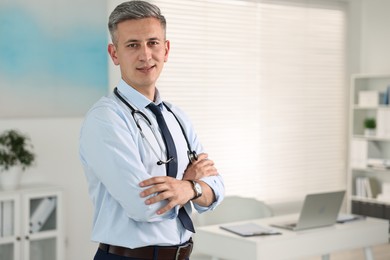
{"left": 0, "top": 185, "right": 64, "bottom": 260}
{"left": 348, "top": 74, "right": 390, "bottom": 224}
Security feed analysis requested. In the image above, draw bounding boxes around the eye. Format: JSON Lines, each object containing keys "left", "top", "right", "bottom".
{"left": 148, "top": 41, "right": 159, "bottom": 46}
{"left": 127, "top": 43, "right": 139, "bottom": 48}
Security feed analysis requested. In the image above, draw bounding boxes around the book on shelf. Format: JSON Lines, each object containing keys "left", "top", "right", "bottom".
{"left": 355, "top": 178, "right": 366, "bottom": 197}
{"left": 355, "top": 177, "right": 379, "bottom": 199}
{"left": 29, "top": 197, "right": 57, "bottom": 233}
{"left": 385, "top": 85, "right": 390, "bottom": 105}
{"left": 376, "top": 109, "right": 390, "bottom": 138}
{"left": 367, "top": 158, "right": 390, "bottom": 170}
{"left": 350, "top": 139, "right": 382, "bottom": 168}
{"left": 358, "top": 90, "right": 387, "bottom": 107}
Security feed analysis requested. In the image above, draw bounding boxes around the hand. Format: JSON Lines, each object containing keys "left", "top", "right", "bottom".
{"left": 183, "top": 153, "right": 218, "bottom": 181}
{"left": 139, "top": 176, "right": 193, "bottom": 215}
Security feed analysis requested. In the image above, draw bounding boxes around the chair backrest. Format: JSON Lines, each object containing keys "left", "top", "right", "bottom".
{"left": 196, "top": 195, "right": 273, "bottom": 226}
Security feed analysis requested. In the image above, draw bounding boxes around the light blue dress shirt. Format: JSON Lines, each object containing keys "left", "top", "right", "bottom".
{"left": 79, "top": 79, "right": 225, "bottom": 248}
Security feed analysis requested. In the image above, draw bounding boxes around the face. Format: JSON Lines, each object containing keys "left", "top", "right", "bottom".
{"left": 108, "top": 17, "right": 170, "bottom": 97}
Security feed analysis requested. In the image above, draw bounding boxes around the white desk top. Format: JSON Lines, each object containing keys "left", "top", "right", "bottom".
{"left": 194, "top": 214, "right": 389, "bottom": 260}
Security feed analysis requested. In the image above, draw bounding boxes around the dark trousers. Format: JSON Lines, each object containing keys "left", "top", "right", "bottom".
{"left": 94, "top": 248, "right": 190, "bottom": 260}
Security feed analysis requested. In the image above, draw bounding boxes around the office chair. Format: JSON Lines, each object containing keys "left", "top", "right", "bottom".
{"left": 191, "top": 195, "right": 273, "bottom": 260}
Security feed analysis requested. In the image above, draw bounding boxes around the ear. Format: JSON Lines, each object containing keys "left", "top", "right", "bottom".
{"left": 108, "top": 43, "right": 120, "bottom": 65}
{"left": 164, "top": 40, "right": 170, "bottom": 62}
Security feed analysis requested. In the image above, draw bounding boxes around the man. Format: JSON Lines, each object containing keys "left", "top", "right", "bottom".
{"left": 79, "top": 1, "right": 225, "bottom": 259}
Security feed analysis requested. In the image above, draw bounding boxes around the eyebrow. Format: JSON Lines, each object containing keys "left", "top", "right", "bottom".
{"left": 124, "top": 37, "right": 162, "bottom": 44}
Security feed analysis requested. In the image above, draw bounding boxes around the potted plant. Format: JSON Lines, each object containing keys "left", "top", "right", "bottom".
{"left": 0, "top": 129, "right": 36, "bottom": 190}
{"left": 364, "top": 118, "right": 376, "bottom": 136}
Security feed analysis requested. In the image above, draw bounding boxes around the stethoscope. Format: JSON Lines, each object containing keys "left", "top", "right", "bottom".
{"left": 114, "top": 87, "right": 198, "bottom": 165}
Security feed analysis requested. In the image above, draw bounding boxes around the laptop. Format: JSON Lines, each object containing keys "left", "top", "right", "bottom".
{"left": 271, "top": 190, "right": 345, "bottom": 231}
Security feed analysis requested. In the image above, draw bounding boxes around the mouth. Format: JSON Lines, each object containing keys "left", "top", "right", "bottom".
{"left": 137, "top": 65, "right": 156, "bottom": 73}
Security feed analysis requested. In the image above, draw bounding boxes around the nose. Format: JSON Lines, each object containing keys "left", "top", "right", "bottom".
{"left": 139, "top": 44, "right": 152, "bottom": 62}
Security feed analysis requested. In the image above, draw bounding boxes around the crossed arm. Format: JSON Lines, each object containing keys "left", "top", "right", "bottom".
{"left": 139, "top": 153, "right": 219, "bottom": 215}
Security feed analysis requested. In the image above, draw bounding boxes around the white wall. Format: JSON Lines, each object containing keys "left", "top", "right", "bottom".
{"left": 1, "top": 0, "right": 390, "bottom": 259}
{"left": 360, "top": 0, "right": 390, "bottom": 73}
{"left": 344, "top": 0, "right": 390, "bottom": 75}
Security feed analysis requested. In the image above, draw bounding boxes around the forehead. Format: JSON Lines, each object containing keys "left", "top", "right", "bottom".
{"left": 116, "top": 17, "right": 165, "bottom": 42}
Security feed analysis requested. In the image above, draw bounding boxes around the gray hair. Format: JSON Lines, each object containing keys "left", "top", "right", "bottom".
{"left": 108, "top": 1, "right": 167, "bottom": 45}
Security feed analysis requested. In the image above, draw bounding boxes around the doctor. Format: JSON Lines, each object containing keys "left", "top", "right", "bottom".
{"left": 79, "top": 1, "right": 225, "bottom": 260}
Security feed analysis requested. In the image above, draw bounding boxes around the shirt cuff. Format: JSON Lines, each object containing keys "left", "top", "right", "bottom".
{"left": 193, "top": 175, "right": 224, "bottom": 213}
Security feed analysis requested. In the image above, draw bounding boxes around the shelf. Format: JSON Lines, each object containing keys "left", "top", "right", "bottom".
{"left": 351, "top": 196, "right": 390, "bottom": 205}
{"left": 348, "top": 73, "right": 390, "bottom": 217}
{"left": 0, "top": 236, "right": 15, "bottom": 244}
{"left": 352, "top": 167, "right": 390, "bottom": 174}
{"left": 353, "top": 105, "right": 390, "bottom": 110}
{"left": 352, "top": 73, "right": 390, "bottom": 79}
{"left": 352, "top": 135, "right": 390, "bottom": 141}
{"left": 29, "top": 230, "right": 59, "bottom": 240}
{"left": 0, "top": 187, "right": 63, "bottom": 260}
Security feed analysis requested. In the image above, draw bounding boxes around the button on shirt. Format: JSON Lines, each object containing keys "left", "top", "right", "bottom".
{"left": 79, "top": 79, "right": 225, "bottom": 249}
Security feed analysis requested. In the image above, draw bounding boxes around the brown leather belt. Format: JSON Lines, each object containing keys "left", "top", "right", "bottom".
{"left": 98, "top": 239, "right": 193, "bottom": 260}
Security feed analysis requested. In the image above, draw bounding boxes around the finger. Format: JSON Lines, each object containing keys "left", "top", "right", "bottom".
{"left": 183, "top": 165, "right": 218, "bottom": 180}
{"left": 140, "top": 182, "right": 170, "bottom": 198}
{"left": 207, "top": 167, "right": 218, "bottom": 176}
{"left": 200, "top": 165, "right": 218, "bottom": 177}
{"left": 156, "top": 200, "right": 178, "bottom": 215}
{"left": 191, "top": 153, "right": 208, "bottom": 164}
{"left": 188, "top": 157, "right": 213, "bottom": 170}
{"left": 197, "top": 166, "right": 217, "bottom": 177}
{"left": 144, "top": 189, "right": 173, "bottom": 205}
{"left": 139, "top": 176, "right": 168, "bottom": 187}
{"left": 195, "top": 158, "right": 214, "bottom": 168}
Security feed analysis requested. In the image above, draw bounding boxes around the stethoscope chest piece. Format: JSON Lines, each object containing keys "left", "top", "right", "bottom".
{"left": 188, "top": 150, "right": 198, "bottom": 163}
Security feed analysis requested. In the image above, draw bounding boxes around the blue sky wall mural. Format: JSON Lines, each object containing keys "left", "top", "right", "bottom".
{"left": 0, "top": 0, "right": 108, "bottom": 117}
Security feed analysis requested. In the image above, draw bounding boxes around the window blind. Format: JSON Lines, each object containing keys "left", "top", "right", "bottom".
{"left": 110, "top": 0, "right": 348, "bottom": 203}
{"left": 254, "top": 0, "right": 347, "bottom": 202}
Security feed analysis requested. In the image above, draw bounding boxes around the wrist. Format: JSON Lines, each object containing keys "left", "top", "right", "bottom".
{"left": 188, "top": 180, "right": 203, "bottom": 200}
{"left": 187, "top": 180, "right": 196, "bottom": 200}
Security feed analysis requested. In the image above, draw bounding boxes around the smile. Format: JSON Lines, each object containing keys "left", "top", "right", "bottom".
{"left": 137, "top": 65, "right": 156, "bottom": 73}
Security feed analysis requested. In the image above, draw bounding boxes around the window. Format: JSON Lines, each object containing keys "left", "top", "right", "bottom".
{"left": 156, "top": 0, "right": 347, "bottom": 203}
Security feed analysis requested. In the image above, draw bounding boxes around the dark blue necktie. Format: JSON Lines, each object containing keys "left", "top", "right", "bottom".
{"left": 147, "top": 103, "right": 195, "bottom": 233}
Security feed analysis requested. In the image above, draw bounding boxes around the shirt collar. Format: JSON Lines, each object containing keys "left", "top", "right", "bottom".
{"left": 116, "top": 79, "right": 163, "bottom": 109}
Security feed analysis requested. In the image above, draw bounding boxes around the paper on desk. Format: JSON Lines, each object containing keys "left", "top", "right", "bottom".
{"left": 337, "top": 213, "right": 365, "bottom": 223}
{"left": 220, "top": 222, "right": 281, "bottom": 237}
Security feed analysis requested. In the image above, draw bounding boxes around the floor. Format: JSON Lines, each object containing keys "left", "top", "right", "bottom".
{"left": 302, "top": 243, "right": 390, "bottom": 260}
{"left": 191, "top": 243, "right": 390, "bottom": 260}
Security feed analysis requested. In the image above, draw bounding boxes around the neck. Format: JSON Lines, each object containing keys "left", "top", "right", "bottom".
{"left": 122, "top": 79, "right": 156, "bottom": 101}
{"left": 136, "top": 87, "right": 155, "bottom": 101}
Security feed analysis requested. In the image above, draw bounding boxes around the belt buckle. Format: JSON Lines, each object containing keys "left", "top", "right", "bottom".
{"left": 175, "top": 242, "right": 192, "bottom": 260}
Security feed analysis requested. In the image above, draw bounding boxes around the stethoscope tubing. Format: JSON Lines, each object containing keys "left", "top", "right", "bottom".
{"left": 114, "top": 87, "right": 198, "bottom": 163}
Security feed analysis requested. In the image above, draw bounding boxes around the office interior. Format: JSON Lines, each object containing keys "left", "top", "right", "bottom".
{"left": 0, "top": 0, "right": 389, "bottom": 259}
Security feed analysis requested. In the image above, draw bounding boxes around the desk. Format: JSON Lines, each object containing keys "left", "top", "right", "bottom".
{"left": 194, "top": 214, "right": 389, "bottom": 260}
